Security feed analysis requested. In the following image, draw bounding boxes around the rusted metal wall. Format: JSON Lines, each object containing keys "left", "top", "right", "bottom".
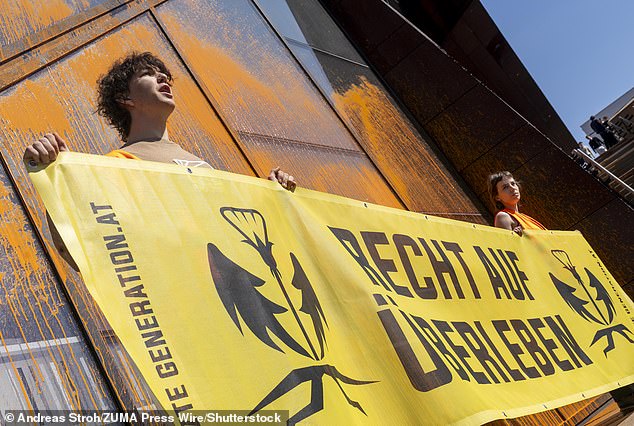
{"left": 0, "top": 0, "right": 504, "bottom": 415}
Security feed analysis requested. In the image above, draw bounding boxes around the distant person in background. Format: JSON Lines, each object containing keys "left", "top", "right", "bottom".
{"left": 573, "top": 142, "right": 594, "bottom": 169}
{"left": 488, "top": 171, "right": 546, "bottom": 236}
{"left": 577, "top": 141, "right": 595, "bottom": 158}
{"left": 589, "top": 115, "right": 619, "bottom": 149}
{"left": 586, "top": 135, "right": 607, "bottom": 156}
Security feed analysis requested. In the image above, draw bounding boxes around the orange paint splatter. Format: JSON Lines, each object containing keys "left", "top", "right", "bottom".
{"left": 0, "top": 0, "right": 74, "bottom": 46}
{"left": 333, "top": 77, "right": 483, "bottom": 216}
{"left": 157, "top": 7, "right": 358, "bottom": 151}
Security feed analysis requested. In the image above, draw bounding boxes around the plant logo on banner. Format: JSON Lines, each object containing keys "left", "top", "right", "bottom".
{"left": 206, "top": 207, "right": 376, "bottom": 425}
{"left": 550, "top": 250, "right": 634, "bottom": 356}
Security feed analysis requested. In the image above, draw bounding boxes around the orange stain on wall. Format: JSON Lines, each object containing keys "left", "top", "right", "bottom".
{"left": 158, "top": 10, "right": 357, "bottom": 151}
{"left": 1, "top": 16, "right": 213, "bottom": 411}
{"left": 0, "top": 179, "right": 90, "bottom": 410}
{"left": 332, "top": 77, "right": 482, "bottom": 215}
{"left": 0, "top": 0, "right": 73, "bottom": 46}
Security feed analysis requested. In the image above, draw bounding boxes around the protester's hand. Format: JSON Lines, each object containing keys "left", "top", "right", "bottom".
{"left": 23, "top": 132, "right": 68, "bottom": 166}
{"left": 513, "top": 226, "right": 523, "bottom": 236}
{"left": 268, "top": 167, "right": 297, "bottom": 192}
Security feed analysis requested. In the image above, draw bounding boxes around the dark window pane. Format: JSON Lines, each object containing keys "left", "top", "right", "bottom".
{"left": 256, "top": 0, "right": 364, "bottom": 63}
{"left": 258, "top": 0, "right": 485, "bottom": 217}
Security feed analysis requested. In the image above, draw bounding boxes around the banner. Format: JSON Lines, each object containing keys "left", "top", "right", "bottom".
{"left": 30, "top": 153, "right": 634, "bottom": 425}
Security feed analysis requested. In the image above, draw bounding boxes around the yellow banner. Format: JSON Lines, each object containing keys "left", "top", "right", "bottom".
{"left": 30, "top": 153, "right": 634, "bottom": 425}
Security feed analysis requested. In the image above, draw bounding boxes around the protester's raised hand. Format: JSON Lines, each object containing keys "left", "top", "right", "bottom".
{"left": 268, "top": 167, "right": 297, "bottom": 192}
{"left": 23, "top": 132, "right": 68, "bottom": 166}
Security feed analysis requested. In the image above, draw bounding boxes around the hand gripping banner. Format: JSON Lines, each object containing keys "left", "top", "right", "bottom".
{"left": 29, "top": 153, "right": 634, "bottom": 425}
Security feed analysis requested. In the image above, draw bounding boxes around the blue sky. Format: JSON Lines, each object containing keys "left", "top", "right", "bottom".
{"left": 481, "top": 0, "right": 634, "bottom": 142}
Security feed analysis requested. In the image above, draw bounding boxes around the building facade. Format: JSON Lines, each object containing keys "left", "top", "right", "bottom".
{"left": 0, "top": 0, "right": 631, "bottom": 423}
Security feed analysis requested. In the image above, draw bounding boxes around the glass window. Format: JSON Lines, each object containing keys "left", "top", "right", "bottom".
{"left": 256, "top": 0, "right": 485, "bottom": 218}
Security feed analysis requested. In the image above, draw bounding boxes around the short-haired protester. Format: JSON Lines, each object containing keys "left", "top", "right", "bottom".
{"left": 488, "top": 171, "right": 546, "bottom": 236}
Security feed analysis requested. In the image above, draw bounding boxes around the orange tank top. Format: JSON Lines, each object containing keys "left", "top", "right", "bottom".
{"left": 501, "top": 208, "right": 547, "bottom": 230}
{"left": 105, "top": 150, "right": 141, "bottom": 160}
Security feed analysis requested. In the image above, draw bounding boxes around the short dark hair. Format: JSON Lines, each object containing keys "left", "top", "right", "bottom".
{"left": 487, "top": 171, "right": 520, "bottom": 211}
{"left": 96, "top": 52, "right": 172, "bottom": 141}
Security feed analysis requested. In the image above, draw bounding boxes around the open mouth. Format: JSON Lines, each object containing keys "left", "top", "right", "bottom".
{"left": 159, "top": 84, "right": 173, "bottom": 97}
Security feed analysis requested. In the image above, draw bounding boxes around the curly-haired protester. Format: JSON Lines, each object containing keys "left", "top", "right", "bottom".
{"left": 23, "top": 51, "right": 296, "bottom": 190}
{"left": 23, "top": 52, "right": 297, "bottom": 270}
{"left": 487, "top": 171, "right": 546, "bottom": 236}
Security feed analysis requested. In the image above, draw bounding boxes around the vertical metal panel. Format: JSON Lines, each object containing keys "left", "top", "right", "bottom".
{"left": 153, "top": 0, "right": 403, "bottom": 206}
{"left": 0, "top": 0, "right": 127, "bottom": 63}
{"left": 155, "top": 0, "right": 358, "bottom": 151}
{"left": 238, "top": 132, "right": 401, "bottom": 204}
{"left": 253, "top": 0, "right": 488, "bottom": 220}
{"left": 0, "top": 163, "right": 117, "bottom": 411}
{"left": 0, "top": 11, "right": 249, "bottom": 411}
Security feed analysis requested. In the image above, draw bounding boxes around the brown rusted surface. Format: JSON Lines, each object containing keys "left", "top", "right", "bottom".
{"left": 441, "top": 1, "right": 577, "bottom": 152}
{"left": 0, "top": 1, "right": 149, "bottom": 91}
{"left": 462, "top": 124, "right": 546, "bottom": 196}
{"left": 484, "top": 409, "right": 567, "bottom": 426}
{"left": 509, "top": 145, "right": 615, "bottom": 229}
{"left": 330, "top": 72, "right": 487, "bottom": 220}
{"left": 582, "top": 399, "right": 631, "bottom": 426}
{"left": 155, "top": 0, "right": 361, "bottom": 152}
{"left": 214, "top": 0, "right": 487, "bottom": 219}
{"left": 0, "top": 162, "right": 116, "bottom": 410}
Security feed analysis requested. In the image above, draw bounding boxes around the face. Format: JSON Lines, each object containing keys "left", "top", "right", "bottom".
{"left": 495, "top": 176, "right": 520, "bottom": 208}
{"left": 125, "top": 66, "right": 175, "bottom": 115}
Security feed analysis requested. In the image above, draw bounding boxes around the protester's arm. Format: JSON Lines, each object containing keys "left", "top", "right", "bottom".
{"left": 494, "top": 211, "right": 523, "bottom": 236}
{"left": 23, "top": 132, "right": 68, "bottom": 166}
{"left": 268, "top": 167, "right": 297, "bottom": 192}
{"left": 24, "top": 133, "right": 78, "bottom": 270}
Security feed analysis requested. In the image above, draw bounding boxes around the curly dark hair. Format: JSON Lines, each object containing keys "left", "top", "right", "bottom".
{"left": 96, "top": 52, "right": 172, "bottom": 141}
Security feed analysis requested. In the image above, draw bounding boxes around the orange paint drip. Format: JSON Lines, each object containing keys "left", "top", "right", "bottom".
{"left": 0, "top": 0, "right": 73, "bottom": 46}
{"left": 332, "top": 77, "right": 482, "bottom": 214}
{"left": 158, "top": 9, "right": 357, "bottom": 151}
{"left": 0, "top": 172, "right": 108, "bottom": 409}
{"left": 0, "top": 330, "right": 34, "bottom": 412}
